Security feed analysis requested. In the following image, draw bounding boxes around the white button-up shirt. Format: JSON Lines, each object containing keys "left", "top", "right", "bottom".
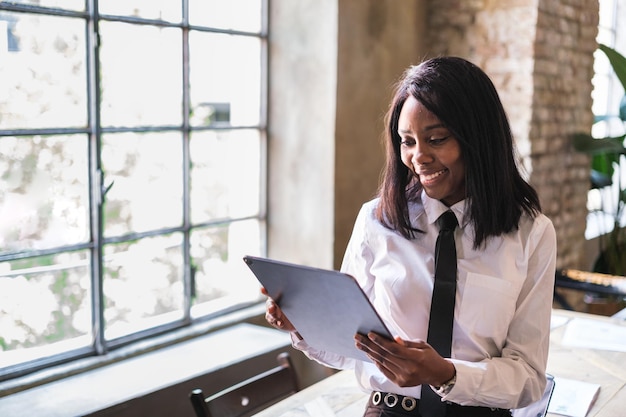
{"left": 293, "top": 192, "right": 557, "bottom": 409}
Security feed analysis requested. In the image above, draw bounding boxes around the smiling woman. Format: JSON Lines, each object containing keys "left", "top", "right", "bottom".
{"left": 264, "top": 57, "right": 557, "bottom": 417}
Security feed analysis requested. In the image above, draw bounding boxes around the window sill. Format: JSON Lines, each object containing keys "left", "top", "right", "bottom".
{"left": 0, "top": 304, "right": 294, "bottom": 416}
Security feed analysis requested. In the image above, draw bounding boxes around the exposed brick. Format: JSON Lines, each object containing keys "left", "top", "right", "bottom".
{"left": 426, "top": 0, "right": 599, "bottom": 270}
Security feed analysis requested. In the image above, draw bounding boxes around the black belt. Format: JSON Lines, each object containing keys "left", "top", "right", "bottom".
{"left": 367, "top": 392, "right": 512, "bottom": 417}
{"left": 369, "top": 391, "right": 420, "bottom": 414}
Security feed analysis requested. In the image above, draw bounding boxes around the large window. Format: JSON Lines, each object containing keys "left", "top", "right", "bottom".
{"left": 0, "top": 0, "right": 267, "bottom": 380}
{"left": 587, "top": 0, "right": 626, "bottom": 239}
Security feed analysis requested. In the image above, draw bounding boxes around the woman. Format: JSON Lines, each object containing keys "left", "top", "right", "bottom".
{"left": 265, "top": 56, "right": 556, "bottom": 417}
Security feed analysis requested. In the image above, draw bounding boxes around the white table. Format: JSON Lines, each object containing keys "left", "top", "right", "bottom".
{"left": 253, "top": 309, "right": 626, "bottom": 417}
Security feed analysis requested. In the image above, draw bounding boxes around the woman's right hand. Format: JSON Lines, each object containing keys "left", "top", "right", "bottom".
{"left": 261, "top": 287, "right": 296, "bottom": 332}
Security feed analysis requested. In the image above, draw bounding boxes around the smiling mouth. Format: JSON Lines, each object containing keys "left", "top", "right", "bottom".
{"left": 419, "top": 169, "right": 447, "bottom": 183}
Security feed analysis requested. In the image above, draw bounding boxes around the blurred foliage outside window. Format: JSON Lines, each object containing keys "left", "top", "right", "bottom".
{"left": 0, "top": 0, "right": 266, "bottom": 379}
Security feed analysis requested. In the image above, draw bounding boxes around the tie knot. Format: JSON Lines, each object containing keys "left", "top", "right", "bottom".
{"left": 437, "top": 211, "right": 457, "bottom": 232}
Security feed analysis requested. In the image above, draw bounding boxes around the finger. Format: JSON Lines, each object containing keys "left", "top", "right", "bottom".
{"left": 362, "top": 333, "right": 422, "bottom": 373}
{"left": 375, "top": 358, "right": 402, "bottom": 380}
{"left": 367, "top": 332, "right": 429, "bottom": 358}
{"left": 356, "top": 338, "right": 404, "bottom": 377}
{"left": 265, "top": 300, "right": 280, "bottom": 321}
{"left": 265, "top": 313, "right": 282, "bottom": 328}
{"left": 266, "top": 298, "right": 279, "bottom": 314}
{"left": 355, "top": 334, "right": 393, "bottom": 364}
{"left": 366, "top": 332, "right": 405, "bottom": 357}
{"left": 394, "top": 336, "right": 429, "bottom": 349}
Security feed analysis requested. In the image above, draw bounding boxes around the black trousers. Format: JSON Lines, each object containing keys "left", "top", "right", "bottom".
{"left": 364, "top": 405, "right": 512, "bottom": 417}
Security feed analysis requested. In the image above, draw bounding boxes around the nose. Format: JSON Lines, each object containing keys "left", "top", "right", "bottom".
{"left": 411, "top": 141, "right": 432, "bottom": 166}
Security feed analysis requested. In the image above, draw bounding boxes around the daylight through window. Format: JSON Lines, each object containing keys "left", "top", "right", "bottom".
{"left": 0, "top": 0, "right": 267, "bottom": 379}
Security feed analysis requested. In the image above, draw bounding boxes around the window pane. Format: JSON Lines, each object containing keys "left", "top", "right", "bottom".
{"left": 190, "top": 219, "right": 263, "bottom": 318}
{"left": 102, "top": 132, "right": 183, "bottom": 236}
{"left": 189, "top": 0, "right": 262, "bottom": 33}
{"left": 103, "top": 234, "right": 184, "bottom": 340}
{"left": 0, "top": 0, "right": 266, "bottom": 375}
{"left": 0, "top": 135, "right": 90, "bottom": 253}
{"left": 2, "top": 0, "right": 84, "bottom": 11}
{"left": 190, "top": 130, "right": 261, "bottom": 223}
{"left": 99, "top": 1, "right": 181, "bottom": 23}
{"left": 0, "top": 251, "right": 91, "bottom": 368}
{"left": 189, "top": 32, "right": 261, "bottom": 127}
{"left": 99, "top": 22, "right": 182, "bottom": 127}
{"left": 0, "top": 12, "right": 87, "bottom": 129}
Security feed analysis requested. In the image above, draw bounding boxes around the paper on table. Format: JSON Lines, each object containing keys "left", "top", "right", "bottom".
{"left": 304, "top": 398, "right": 336, "bottom": 417}
{"left": 551, "top": 315, "right": 570, "bottom": 330}
{"left": 547, "top": 377, "right": 600, "bottom": 417}
{"left": 561, "top": 318, "right": 626, "bottom": 352}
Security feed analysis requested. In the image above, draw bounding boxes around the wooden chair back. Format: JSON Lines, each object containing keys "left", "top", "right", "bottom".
{"left": 189, "top": 352, "right": 299, "bottom": 417}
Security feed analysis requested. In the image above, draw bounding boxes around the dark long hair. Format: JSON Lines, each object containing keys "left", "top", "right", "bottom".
{"left": 376, "top": 56, "right": 541, "bottom": 248}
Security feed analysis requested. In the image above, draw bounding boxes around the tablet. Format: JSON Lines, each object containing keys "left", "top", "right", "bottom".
{"left": 243, "top": 255, "right": 393, "bottom": 362}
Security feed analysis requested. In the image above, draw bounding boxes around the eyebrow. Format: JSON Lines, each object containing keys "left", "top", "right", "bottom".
{"left": 398, "top": 123, "right": 447, "bottom": 135}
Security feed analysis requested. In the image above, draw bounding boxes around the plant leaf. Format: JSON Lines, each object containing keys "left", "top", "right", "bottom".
{"left": 572, "top": 133, "right": 626, "bottom": 154}
{"left": 591, "top": 153, "right": 619, "bottom": 179}
{"left": 599, "top": 44, "right": 626, "bottom": 94}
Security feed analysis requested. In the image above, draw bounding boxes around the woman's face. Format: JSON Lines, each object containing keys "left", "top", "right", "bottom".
{"left": 398, "top": 96, "right": 466, "bottom": 206}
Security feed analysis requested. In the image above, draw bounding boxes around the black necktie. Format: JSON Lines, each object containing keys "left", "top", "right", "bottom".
{"left": 420, "top": 210, "right": 458, "bottom": 417}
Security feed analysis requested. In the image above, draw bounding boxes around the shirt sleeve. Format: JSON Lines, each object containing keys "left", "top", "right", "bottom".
{"left": 340, "top": 202, "right": 377, "bottom": 296}
{"left": 442, "top": 215, "right": 557, "bottom": 409}
{"left": 289, "top": 331, "right": 358, "bottom": 370}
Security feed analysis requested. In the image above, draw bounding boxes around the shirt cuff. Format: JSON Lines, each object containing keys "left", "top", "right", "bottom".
{"left": 442, "top": 359, "right": 486, "bottom": 402}
{"left": 431, "top": 372, "right": 456, "bottom": 397}
{"left": 290, "top": 331, "right": 305, "bottom": 348}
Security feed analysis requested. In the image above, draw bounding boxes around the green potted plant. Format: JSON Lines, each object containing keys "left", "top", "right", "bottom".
{"left": 573, "top": 43, "right": 626, "bottom": 276}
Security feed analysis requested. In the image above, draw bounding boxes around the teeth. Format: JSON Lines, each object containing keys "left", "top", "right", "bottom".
{"left": 420, "top": 169, "right": 446, "bottom": 181}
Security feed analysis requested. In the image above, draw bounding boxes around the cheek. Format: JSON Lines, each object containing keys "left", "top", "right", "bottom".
{"left": 441, "top": 145, "right": 463, "bottom": 171}
{"left": 400, "top": 149, "right": 413, "bottom": 169}
{"left": 448, "top": 158, "right": 466, "bottom": 189}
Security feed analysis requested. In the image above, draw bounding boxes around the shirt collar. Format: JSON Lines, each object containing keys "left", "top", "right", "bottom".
{"left": 421, "top": 190, "right": 467, "bottom": 228}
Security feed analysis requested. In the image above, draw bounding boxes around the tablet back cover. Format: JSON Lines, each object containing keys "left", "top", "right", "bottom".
{"left": 243, "top": 255, "right": 392, "bottom": 362}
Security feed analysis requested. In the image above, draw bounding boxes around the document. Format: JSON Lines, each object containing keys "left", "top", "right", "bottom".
{"left": 547, "top": 377, "right": 600, "bottom": 417}
{"left": 550, "top": 314, "right": 570, "bottom": 329}
{"left": 561, "top": 317, "right": 626, "bottom": 352}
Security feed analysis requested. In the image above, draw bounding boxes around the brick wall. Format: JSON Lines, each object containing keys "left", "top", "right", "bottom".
{"left": 532, "top": 0, "right": 598, "bottom": 269}
{"left": 425, "top": 0, "right": 599, "bottom": 270}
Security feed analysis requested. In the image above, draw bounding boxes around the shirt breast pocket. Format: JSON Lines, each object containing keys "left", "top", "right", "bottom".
{"left": 457, "top": 272, "right": 517, "bottom": 347}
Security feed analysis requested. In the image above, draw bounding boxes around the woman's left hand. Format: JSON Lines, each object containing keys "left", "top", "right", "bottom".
{"left": 354, "top": 332, "right": 455, "bottom": 388}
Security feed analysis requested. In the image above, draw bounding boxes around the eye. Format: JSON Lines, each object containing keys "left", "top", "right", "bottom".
{"left": 400, "top": 138, "right": 415, "bottom": 147}
{"left": 428, "top": 135, "right": 451, "bottom": 145}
